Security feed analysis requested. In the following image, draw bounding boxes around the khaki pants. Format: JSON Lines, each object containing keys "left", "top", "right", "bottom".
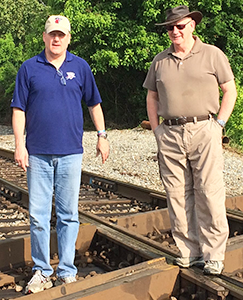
{"left": 154, "top": 118, "right": 229, "bottom": 261}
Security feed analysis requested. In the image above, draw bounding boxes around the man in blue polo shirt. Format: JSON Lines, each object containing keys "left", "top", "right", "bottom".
{"left": 11, "top": 15, "right": 109, "bottom": 294}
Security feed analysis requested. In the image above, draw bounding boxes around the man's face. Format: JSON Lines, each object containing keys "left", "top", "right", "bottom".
{"left": 166, "top": 17, "right": 195, "bottom": 46}
{"left": 43, "top": 30, "right": 71, "bottom": 57}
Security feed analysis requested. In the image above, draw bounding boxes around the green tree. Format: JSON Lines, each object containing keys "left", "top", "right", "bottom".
{"left": 0, "top": 0, "right": 48, "bottom": 44}
{"left": 0, "top": 0, "right": 50, "bottom": 123}
{"left": 0, "top": 33, "right": 24, "bottom": 122}
{"left": 64, "top": 0, "right": 167, "bottom": 126}
{"left": 194, "top": 0, "right": 243, "bottom": 83}
{"left": 64, "top": 0, "right": 243, "bottom": 128}
{"left": 226, "top": 81, "right": 243, "bottom": 148}
{"left": 0, "top": 0, "right": 243, "bottom": 147}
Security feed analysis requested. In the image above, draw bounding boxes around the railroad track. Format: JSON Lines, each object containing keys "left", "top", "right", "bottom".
{"left": 0, "top": 148, "right": 243, "bottom": 299}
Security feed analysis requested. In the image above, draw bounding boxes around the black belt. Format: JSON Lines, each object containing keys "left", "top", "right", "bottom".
{"left": 164, "top": 114, "right": 214, "bottom": 126}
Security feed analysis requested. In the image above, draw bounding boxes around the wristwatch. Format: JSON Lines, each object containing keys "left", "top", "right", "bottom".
{"left": 97, "top": 131, "right": 108, "bottom": 139}
{"left": 216, "top": 119, "right": 226, "bottom": 128}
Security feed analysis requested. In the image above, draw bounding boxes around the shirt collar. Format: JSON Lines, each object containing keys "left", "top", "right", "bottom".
{"left": 37, "top": 50, "right": 73, "bottom": 64}
{"left": 190, "top": 36, "right": 202, "bottom": 54}
{"left": 168, "top": 36, "right": 202, "bottom": 56}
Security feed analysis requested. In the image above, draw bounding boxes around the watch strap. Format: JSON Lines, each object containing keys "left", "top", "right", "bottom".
{"left": 217, "top": 119, "right": 226, "bottom": 128}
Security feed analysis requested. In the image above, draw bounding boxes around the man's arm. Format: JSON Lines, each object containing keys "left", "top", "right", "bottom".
{"left": 12, "top": 107, "right": 29, "bottom": 171}
{"left": 88, "top": 103, "right": 109, "bottom": 164}
{"left": 146, "top": 90, "right": 159, "bottom": 132}
{"left": 217, "top": 79, "right": 237, "bottom": 123}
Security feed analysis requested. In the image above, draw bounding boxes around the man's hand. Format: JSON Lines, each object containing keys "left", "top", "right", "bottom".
{"left": 96, "top": 138, "right": 109, "bottom": 164}
{"left": 14, "top": 145, "right": 29, "bottom": 172}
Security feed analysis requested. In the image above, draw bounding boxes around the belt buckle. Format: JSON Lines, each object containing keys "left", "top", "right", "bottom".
{"left": 177, "top": 116, "right": 187, "bottom": 125}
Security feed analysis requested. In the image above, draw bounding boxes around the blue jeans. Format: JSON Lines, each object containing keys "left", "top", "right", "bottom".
{"left": 27, "top": 154, "right": 83, "bottom": 278}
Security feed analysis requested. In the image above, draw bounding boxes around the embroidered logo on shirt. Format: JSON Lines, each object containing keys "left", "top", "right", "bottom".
{"left": 66, "top": 72, "right": 76, "bottom": 80}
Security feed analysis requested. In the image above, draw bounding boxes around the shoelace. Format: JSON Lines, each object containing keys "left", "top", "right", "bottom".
{"left": 28, "top": 271, "right": 47, "bottom": 284}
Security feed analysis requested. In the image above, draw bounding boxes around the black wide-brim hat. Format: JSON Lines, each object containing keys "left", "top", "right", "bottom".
{"left": 156, "top": 5, "right": 203, "bottom": 26}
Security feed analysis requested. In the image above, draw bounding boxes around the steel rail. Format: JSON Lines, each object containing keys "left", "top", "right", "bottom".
{"left": 1, "top": 177, "right": 241, "bottom": 297}
{"left": 1, "top": 148, "right": 243, "bottom": 298}
{"left": 1, "top": 147, "right": 243, "bottom": 216}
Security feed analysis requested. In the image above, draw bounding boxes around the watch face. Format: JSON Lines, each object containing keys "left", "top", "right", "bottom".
{"left": 217, "top": 119, "right": 226, "bottom": 127}
{"left": 98, "top": 133, "right": 107, "bottom": 139}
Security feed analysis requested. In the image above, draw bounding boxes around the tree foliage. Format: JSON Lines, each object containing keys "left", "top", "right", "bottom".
{"left": 194, "top": 0, "right": 243, "bottom": 81}
{"left": 0, "top": 0, "right": 49, "bottom": 122}
{"left": 64, "top": 0, "right": 243, "bottom": 128}
{"left": 227, "top": 81, "right": 243, "bottom": 148}
{"left": 0, "top": 0, "right": 48, "bottom": 44}
{"left": 0, "top": 0, "right": 243, "bottom": 147}
{"left": 65, "top": 0, "right": 166, "bottom": 72}
{"left": 64, "top": 0, "right": 170, "bottom": 125}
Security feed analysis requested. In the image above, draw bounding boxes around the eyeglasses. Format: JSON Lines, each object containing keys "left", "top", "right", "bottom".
{"left": 166, "top": 20, "right": 191, "bottom": 31}
{"left": 56, "top": 69, "right": 66, "bottom": 86}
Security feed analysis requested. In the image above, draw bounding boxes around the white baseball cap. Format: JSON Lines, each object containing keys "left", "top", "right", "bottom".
{"left": 45, "top": 15, "right": 71, "bottom": 34}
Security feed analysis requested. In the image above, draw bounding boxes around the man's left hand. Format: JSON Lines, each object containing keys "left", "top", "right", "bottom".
{"left": 96, "top": 138, "right": 109, "bottom": 163}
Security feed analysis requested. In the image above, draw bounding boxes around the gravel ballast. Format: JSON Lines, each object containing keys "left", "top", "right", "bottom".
{"left": 0, "top": 125, "right": 243, "bottom": 197}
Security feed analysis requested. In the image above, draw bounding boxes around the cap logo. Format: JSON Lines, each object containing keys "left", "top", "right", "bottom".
{"left": 45, "top": 15, "right": 71, "bottom": 34}
{"left": 55, "top": 17, "right": 61, "bottom": 24}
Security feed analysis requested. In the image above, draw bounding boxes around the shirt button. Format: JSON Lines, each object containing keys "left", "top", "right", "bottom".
{"left": 180, "top": 62, "right": 183, "bottom": 65}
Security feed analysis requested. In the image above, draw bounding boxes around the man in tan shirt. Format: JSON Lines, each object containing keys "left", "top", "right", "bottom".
{"left": 143, "top": 5, "right": 237, "bottom": 275}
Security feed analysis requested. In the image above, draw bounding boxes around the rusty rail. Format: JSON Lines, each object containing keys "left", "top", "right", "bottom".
{"left": 0, "top": 148, "right": 243, "bottom": 299}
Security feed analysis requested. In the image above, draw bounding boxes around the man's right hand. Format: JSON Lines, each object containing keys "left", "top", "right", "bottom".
{"left": 14, "top": 146, "right": 29, "bottom": 172}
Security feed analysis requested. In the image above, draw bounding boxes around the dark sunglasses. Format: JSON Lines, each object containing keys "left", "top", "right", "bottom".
{"left": 166, "top": 20, "right": 191, "bottom": 31}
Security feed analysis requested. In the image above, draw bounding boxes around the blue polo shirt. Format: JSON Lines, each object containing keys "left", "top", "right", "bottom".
{"left": 11, "top": 50, "right": 102, "bottom": 155}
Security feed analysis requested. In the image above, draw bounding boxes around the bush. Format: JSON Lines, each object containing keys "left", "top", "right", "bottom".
{"left": 226, "top": 82, "right": 243, "bottom": 148}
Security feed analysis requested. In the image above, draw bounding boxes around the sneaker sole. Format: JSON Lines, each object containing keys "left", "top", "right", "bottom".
{"left": 54, "top": 278, "right": 77, "bottom": 287}
{"left": 203, "top": 268, "right": 224, "bottom": 275}
{"left": 26, "top": 281, "right": 53, "bottom": 294}
{"left": 174, "top": 260, "right": 205, "bottom": 268}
